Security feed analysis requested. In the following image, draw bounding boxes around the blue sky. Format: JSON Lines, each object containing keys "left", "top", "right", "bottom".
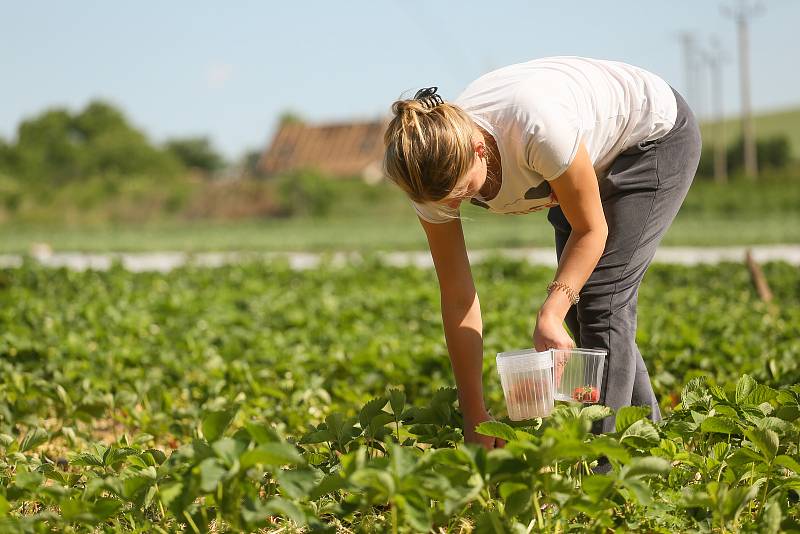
{"left": 1, "top": 0, "right": 796, "bottom": 160}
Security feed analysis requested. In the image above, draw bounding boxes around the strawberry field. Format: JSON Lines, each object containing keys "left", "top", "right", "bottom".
{"left": 1, "top": 258, "right": 799, "bottom": 533}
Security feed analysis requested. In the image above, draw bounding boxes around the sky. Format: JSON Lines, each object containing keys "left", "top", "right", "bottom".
{"left": 1, "top": 0, "right": 796, "bottom": 161}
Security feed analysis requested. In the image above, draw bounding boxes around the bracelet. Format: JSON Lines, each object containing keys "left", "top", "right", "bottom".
{"left": 547, "top": 280, "right": 580, "bottom": 305}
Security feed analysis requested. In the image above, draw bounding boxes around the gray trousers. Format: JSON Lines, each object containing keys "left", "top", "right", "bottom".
{"left": 546, "top": 86, "right": 701, "bottom": 434}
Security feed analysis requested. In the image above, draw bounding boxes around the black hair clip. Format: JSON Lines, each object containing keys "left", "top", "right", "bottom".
{"left": 413, "top": 86, "right": 443, "bottom": 109}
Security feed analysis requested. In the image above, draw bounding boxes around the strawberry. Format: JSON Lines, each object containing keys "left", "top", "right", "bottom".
{"left": 572, "top": 386, "right": 600, "bottom": 403}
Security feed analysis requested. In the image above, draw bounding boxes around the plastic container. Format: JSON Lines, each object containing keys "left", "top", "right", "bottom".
{"left": 496, "top": 349, "right": 554, "bottom": 420}
{"left": 551, "top": 348, "right": 607, "bottom": 403}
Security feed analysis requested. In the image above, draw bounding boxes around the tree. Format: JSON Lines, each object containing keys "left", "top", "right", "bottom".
{"left": 0, "top": 137, "right": 13, "bottom": 171}
{"left": 242, "top": 148, "right": 265, "bottom": 178}
{"left": 726, "top": 134, "right": 791, "bottom": 176}
{"left": 278, "top": 110, "right": 304, "bottom": 126}
{"left": 7, "top": 99, "right": 183, "bottom": 184}
{"left": 164, "top": 137, "right": 225, "bottom": 173}
{"left": 15, "top": 108, "right": 84, "bottom": 184}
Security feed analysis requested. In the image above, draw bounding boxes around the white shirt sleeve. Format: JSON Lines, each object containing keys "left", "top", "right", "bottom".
{"left": 520, "top": 97, "right": 582, "bottom": 181}
{"left": 411, "top": 199, "right": 458, "bottom": 224}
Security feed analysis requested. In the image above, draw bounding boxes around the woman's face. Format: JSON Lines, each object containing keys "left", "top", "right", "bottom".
{"left": 434, "top": 135, "right": 487, "bottom": 209}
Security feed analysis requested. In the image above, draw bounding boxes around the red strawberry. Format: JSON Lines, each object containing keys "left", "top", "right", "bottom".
{"left": 572, "top": 386, "right": 600, "bottom": 403}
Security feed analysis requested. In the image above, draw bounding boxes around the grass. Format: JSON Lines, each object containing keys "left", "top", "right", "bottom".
{"left": 700, "top": 106, "right": 800, "bottom": 159}
{"left": 2, "top": 209, "right": 798, "bottom": 255}
{"left": 1, "top": 170, "right": 798, "bottom": 254}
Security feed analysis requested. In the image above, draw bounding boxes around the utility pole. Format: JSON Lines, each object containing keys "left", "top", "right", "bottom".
{"left": 699, "top": 36, "right": 729, "bottom": 184}
{"left": 721, "top": 0, "right": 764, "bottom": 180}
{"left": 678, "top": 32, "right": 700, "bottom": 117}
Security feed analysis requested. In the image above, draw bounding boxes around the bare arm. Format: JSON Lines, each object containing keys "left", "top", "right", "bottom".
{"left": 534, "top": 141, "right": 608, "bottom": 349}
{"left": 418, "top": 213, "right": 493, "bottom": 444}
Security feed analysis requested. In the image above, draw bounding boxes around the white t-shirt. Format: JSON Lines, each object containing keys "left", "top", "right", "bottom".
{"left": 412, "top": 55, "right": 678, "bottom": 223}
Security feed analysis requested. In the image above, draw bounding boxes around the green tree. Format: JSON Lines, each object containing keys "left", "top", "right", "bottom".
{"left": 276, "top": 169, "right": 336, "bottom": 217}
{"left": 241, "top": 148, "right": 264, "bottom": 178}
{"left": 727, "top": 134, "right": 792, "bottom": 175}
{"left": 165, "top": 137, "right": 225, "bottom": 173}
{"left": 14, "top": 108, "right": 84, "bottom": 184}
{"left": 0, "top": 137, "right": 13, "bottom": 171}
{"left": 75, "top": 100, "right": 182, "bottom": 178}
{"left": 278, "top": 110, "right": 304, "bottom": 125}
{"left": 7, "top": 99, "right": 183, "bottom": 184}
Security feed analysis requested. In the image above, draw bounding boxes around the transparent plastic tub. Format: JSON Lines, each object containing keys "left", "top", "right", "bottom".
{"left": 551, "top": 348, "right": 607, "bottom": 403}
{"left": 496, "top": 349, "right": 554, "bottom": 420}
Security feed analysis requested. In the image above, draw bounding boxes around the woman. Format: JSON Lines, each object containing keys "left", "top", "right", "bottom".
{"left": 381, "top": 56, "right": 702, "bottom": 454}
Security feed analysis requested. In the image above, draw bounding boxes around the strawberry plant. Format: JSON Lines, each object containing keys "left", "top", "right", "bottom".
{"left": 0, "top": 259, "right": 798, "bottom": 531}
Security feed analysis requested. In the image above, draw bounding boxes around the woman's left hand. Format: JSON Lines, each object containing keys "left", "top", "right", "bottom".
{"left": 533, "top": 311, "right": 576, "bottom": 352}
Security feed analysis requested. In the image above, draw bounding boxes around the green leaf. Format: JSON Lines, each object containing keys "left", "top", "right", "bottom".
{"left": 775, "top": 455, "right": 800, "bottom": 474}
{"left": 735, "top": 375, "right": 757, "bottom": 404}
{"left": 212, "top": 437, "right": 247, "bottom": 465}
{"left": 14, "top": 470, "right": 43, "bottom": 490}
{"left": 144, "top": 448, "right": 167, "bottom": 465}
{"left": 498, "top": 481, "right": 529, "bottom": 501}
{"left": 263, "top": 496, "right": 307, "bottom": 527}
{"left": 201, "top": 407, "right": 238, "bottom": 442}
{"left": 742, "top": 384, "right": 779, "bottom": 406}
{"left": 121, "top": 475, "right": 152, "bottom": 499}
{"left": 727, "top": 447, "right": 764, "bottom": 469}
{"left": 349, "top": 468, "right": 395, "bottom": 498}
{"left": 756, "top": 417, "right": 790, "bottom": 433}
{"left": 358, "top": 396, "right": 388, "bottom": 430}
{"left": 92, "top": 498, "right": 122, "bottom": 520}
{"left": 620, "top": 420, "right": 660, "bottom": 449}
{"left": 621, "top": 456, "right": 670, "bottom": 478}
{"left": 310, "top": 472, "right": 347, "bottom": 500}
{"left": 745, "top": 428, "right": 779, "bottom": 461}
{"left": 720, "top": 484, "right": 759, "bottom": 521}
{"left": 621, "top": 478, "right": 652, "bottom": 505}
{"left": 680, "top": 486, "right": 711, "bottom": 508}
{"left": 240, "top": 442, "right": 304, "bottom": 468}
{"left": 388, "top": 388, "right": 406, "bottom": 417}
{"left": 298, "top": 428, "right": 333, "bottom": 445}
{"left": 700, "top": 416, "right": 741, "bottom": 435}
{"left": 158, "top": 482, "right": 183, "bottom": 509}
{"left": 580, "top": 404, "right": 613, "bottom": 422}
{"left": 198, "top": 458, "right": 227, "bottom": 492}
{"left": 762, "top": 498, "right": 782, "bottom": 534}
{"left": 707, "top": 383, "right": 729, "bottom": 402}
{"left": 581, "top": 475, "right": 614, "bottom": 500}
{"left": 474, "top": 510, "right": 507, "bottom": 534}
{"left": 589, "top": 436, "right": 631, "bottom": 463}
{"left": 325, "top": 412, "right": 358, "bottom": 445}
{"left": 474, "top": 421, "right": 519, "bottom": 443}
{"left": 244, "top": 422, "right": 281, "bottom": 444}
{"left": 0, "top": 494, "right": 9, "bottom": 517}
{"left": 503, "top": 488, "right": 532, "bottom": 517}
{"left": 19, "top": 427, "right": 48, "bottom": 452}
{"left": 275, "top": 468, "right": 318, "bottom": 500}
{"left": 774, "top": 405, "right": 800, "bottom": 421}
{"left": 615, "top": 406, "right": 651, "bottom": 433}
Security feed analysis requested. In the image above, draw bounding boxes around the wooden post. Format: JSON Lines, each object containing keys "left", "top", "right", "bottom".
{"left": 745, "top": 248, "right": 773, "bottom": 302}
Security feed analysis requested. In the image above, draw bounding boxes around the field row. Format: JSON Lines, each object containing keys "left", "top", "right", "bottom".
{"left": 1, "top": 260, "right": 798, "bottom": 531}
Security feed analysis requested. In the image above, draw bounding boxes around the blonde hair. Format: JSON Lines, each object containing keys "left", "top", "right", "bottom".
{"left": 382, "top": 95, "right": 478, "bottom": 211}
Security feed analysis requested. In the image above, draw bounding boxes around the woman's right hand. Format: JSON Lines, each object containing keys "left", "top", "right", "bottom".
{"left": 463, "top": 409, "right": 506, "bottom": 450}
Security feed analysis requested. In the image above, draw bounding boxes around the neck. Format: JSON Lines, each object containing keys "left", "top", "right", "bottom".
{"left": 477, "top": 126, "right": 502, "bottom": 201}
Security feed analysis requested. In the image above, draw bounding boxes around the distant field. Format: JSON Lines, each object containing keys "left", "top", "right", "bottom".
{"left": 2, "top": 167, "right": 798, "bottom": 254}
{"left": 2, "top": 206, "right": 799, "bottom": 255}
{"left": 700, "top": 106, "right": 800, "bottom": 159}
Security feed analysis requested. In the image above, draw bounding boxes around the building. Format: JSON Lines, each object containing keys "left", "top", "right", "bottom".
{"left": 258, "top": 117, "right": 391, "bottom": 183}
